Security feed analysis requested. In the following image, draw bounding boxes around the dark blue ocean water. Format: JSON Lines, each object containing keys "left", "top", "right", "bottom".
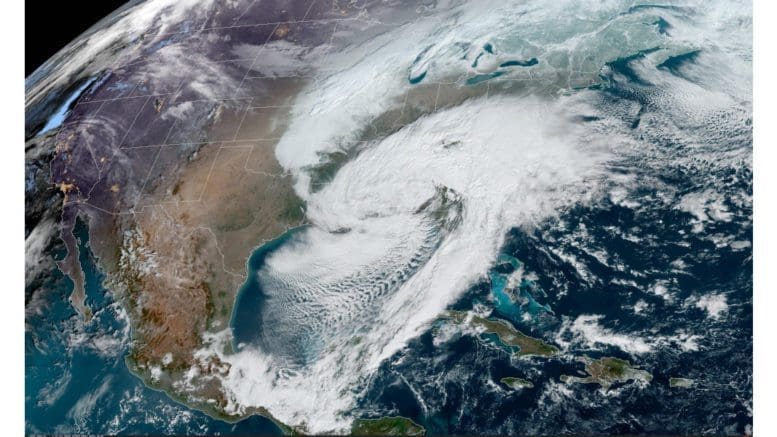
{"left": 27, "top": 154, "right": 752, "bottom": 436}
{"left": 25, "top": 218, "right": 283, "bottom": 435}
{"left": 358, "top": 175, "right": 752, "bottom": 435}
{"left": 354, "top": 47, "right": 753, "bottom": 435}
{"left": 27, "top": 38, "right": 752, "bottom": 435}
{"left": 220, "top": 166, "right": 751, "bottom": 435}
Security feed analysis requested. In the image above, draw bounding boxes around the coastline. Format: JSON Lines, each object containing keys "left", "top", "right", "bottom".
{"left": 229, "top": 225, "right": 311, "bottom": 350}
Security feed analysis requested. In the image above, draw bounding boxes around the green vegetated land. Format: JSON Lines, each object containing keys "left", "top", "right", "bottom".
{"left": 500, "top": 376, "right": 534, "bottom": 389}
{"left": 561, "top": 356, "right": 652, "bottom": 389}
{"left": 351, "top": 416, "right": 426, "bottom": 436}
{"left": 443, "top": 310, "right": 559, "bottom": 357}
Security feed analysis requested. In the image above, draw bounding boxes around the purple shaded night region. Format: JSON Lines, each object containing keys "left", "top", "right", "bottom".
{"left": 50, "top": 1, "right": 360, "bottom": 213}
{"left": 48, "top": 0, "right": 375, "bottom": 321}
{"left": 33, "top": 0, "right": 462, "bottom": 427}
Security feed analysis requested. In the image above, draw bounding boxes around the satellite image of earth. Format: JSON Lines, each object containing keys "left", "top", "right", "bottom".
{"left": 24, "top": 0, "right": 752, "bottom": 435}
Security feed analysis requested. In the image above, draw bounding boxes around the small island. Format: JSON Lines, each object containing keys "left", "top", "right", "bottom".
{"left": 669, "top": 377, "right": 695, "bottom": 388}
{"left": 500, "top": 376, "right": 534, "bottom": 389}
{"left": 560, "top": 356, "right": 652, "bottom": 389}
{"left": 443, "top": 310, "right": 558, "bottom": 357}
{"left": 351, "top": 416, "right": 425, "bottom": 436}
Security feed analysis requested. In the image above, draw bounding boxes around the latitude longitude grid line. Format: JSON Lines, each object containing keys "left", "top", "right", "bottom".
{"left": 114, "top": 128, "right": 391, "bottom": 208}
{"left": 74, "top": 14, "right": 595, "bottom": 108}
{"left": 231, "top": 21, "right": 283, "bottom": 99}
{"left": 114, "top": 14, "right": 365, "bottom": 71}
{"left": 302, "top": 0, "right": 319, "bottom": 21}
{"left": 59, "top": 131, "right": 592, "bottom": 219}
{"left": 196, "top": 146, "right": 224, "bottom": 202}
{"left": 205, "top": 4, "right": 344, "bottom": 183}
{"left": 186, "top": 75, "right": 268, "bottom": 202}
{"left": 152, "top": 16, "right": 365, "bottom": 39}
{"left": 83, "top": 97, "right": 152, "bottom": 200}
{"left": 67, "top": 93, "right": 459, "bottom": 217}
{"left": 65, "top": 72, "right": 547, "bottom": 180}
{"left": 48, "top": 93, "right": 117, "bottom": 213}
{"left": 232, "top": 0, "right": 259, "bottom": 25}
{"left": 73, "top": 97, "right": 156, "bottom": 197}
{"left": 132, "top": 92, "right": 260, "bottom": 209}
{"left": 63, "top": 2, "right": 604, "bottom": 111}
{"left": 113, "top": 14, "right": 380, "bottom": 91}
{"left": 55, "top": 25, "right": 603, "bottom": 217}
{"left": 77, "top": 123, "right": 394, "bottom": 215}
{"left": 71, "top": 67, "right": 591, "bottom": 109}
{"left": 127, "top": 82, "right": 189, "bottom": 213}
{"left": 52, "top": 8, "right": 450, "bottom": 219}
{"left": 73, "top": 69, "right": 591, "bottom": 107}
{"left": 230, "top": 104, "right": 254, "bottom": 143}
{"left": 74, "top": 16, "right": 356, "bottom": 106}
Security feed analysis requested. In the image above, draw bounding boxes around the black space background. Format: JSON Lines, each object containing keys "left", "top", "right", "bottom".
{"left": 26, "top": 0, "right": 128, "bottom": 76}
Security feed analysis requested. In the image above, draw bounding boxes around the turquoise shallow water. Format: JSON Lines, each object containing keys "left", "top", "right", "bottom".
{"left": 490, "top": 254, "right": 552, "bottom": 324}
{"left": 25, "top": 218, "right": 283, "bottom": 435}
{"left": 25, "top": 1, "right": 752, "bottom": 434}
{"left": 230, "top": 226, "right": 309, "bottom": 350}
